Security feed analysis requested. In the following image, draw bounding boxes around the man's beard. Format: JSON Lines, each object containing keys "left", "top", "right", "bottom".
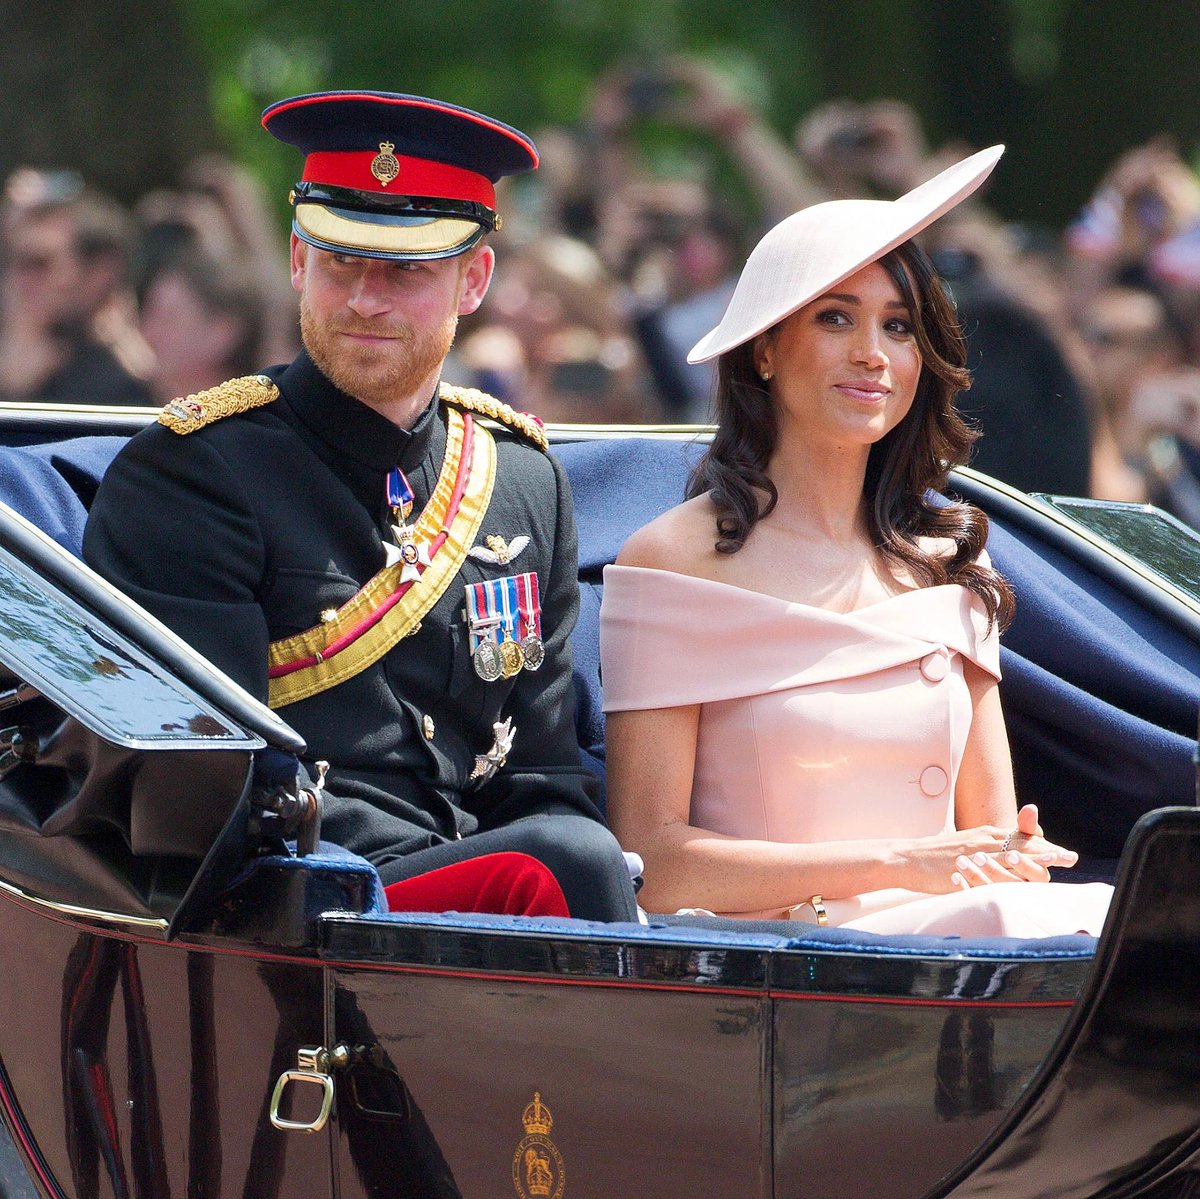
{"left": 300, "top": 297, "right": 459, "bottom": 411}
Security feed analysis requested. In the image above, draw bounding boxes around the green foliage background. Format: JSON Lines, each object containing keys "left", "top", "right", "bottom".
{"left": 3, "top": 0, "right": 1200, "bottom": 231}
{"left": 181, "top": 0, "right": 1200, "bottom": 228}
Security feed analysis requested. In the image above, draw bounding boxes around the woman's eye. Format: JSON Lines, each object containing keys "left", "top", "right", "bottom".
{"left": 885, "top": 318, "right": 914, "bottom": 336}
{"left": 817, "top": 309, "right": 850, "bottom": 327}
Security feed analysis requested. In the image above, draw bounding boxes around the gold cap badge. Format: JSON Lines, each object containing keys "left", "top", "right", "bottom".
{"left": 370, "top": 141, "right": 401, "bottom": 186}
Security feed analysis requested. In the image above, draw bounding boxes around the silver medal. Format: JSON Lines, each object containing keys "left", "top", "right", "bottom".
{"left": 519, "top": 634, "right": 545, "bottom": 671}
{"left": 472, "top": 637, "right": 504, "bottom": 682}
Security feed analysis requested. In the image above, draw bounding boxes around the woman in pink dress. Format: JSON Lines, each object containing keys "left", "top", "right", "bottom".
{"left": 601, "top": 147, "right": 1112, "bottom": 936}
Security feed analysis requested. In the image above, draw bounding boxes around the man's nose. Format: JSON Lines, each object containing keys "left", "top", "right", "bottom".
{"left": 345, "top": 263, "right": 394, "bottom": 317}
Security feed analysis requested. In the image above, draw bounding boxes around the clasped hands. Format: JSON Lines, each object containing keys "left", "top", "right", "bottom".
{"left": 949, "top": 804, "right": 1078, "bottom": 891}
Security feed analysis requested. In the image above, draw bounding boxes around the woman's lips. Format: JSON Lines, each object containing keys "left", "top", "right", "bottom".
{"left": 836, "top": 381, "right": 890, "bottom": 401}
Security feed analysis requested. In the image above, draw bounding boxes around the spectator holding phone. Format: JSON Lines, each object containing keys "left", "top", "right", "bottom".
{"left": 1065, "top": 137, "right": 1200, "bottom": 331}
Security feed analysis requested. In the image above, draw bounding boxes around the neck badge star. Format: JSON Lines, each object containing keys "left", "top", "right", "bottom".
{"left": 386, "top": 522, "right": 432, "bottom": 582}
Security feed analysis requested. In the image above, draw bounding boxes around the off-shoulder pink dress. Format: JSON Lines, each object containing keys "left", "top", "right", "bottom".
{"left": 600, "top": 564, "right": 1112, "bottom": 937}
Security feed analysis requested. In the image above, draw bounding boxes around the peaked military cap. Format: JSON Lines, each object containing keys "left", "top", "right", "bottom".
{"left": 262, "top": 90, "right": 539, "bottom": 261}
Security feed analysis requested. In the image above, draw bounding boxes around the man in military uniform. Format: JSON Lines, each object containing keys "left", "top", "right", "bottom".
{"left": 83, "top": 91, "right": 638, "bottom": 923}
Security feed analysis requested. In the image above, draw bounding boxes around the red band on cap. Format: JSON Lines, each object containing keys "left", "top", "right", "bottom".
{"left": 301, "top": 151, "right": 495, "bottom": 207}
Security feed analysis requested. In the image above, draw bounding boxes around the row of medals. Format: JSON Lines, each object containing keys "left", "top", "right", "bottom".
{"left": 472, "top": 626, "right": 544, "bottom": 683}
{"left": 385, "top": 496, "right": 543, "bottom": 685}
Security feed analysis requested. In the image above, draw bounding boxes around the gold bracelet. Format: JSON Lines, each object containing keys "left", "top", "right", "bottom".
{"left": 789, "top": 895, "right": 828, "bottom": 926}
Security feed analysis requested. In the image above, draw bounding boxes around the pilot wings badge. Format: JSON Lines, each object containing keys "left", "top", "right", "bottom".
{"left": 468, "top": 534, "right": 530, "bottom": 566}
{"left": 512, "top": 1091, "right": 564, "bottom": 1199}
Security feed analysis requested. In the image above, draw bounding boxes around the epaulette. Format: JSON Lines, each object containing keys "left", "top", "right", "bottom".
{"left": 159, "top": 375, "right": 280, "bottom": 435}
{"left": 439, "top": 383, "right": 548, "bottom": 452}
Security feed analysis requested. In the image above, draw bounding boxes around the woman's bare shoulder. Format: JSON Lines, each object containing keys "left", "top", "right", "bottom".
{"left": 616, "top": 495, "right": 717, "bottom": 572}
{"left": 918, "top": 534, "right": 958, "bottom": 560}
{"left": 917, "top": 534, "right": 993, "bottom": 569}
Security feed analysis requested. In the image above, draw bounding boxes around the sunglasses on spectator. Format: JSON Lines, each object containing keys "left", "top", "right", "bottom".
{"left": 1082, "top": 326, "right": 1161, "bottom": 348}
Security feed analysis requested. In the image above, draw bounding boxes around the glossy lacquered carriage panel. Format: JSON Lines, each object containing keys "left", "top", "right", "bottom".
{"left": 0, "top": 897, "right": 332, "bottom": 1198}
{"left": 329, "top": 963, "right": 771, "bottom": 1198}
{"left": 772, "top": 996, "right": 1074, "bottom": 1199}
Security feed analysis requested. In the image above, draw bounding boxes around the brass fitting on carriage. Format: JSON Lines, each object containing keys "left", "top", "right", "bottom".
{"left": 270, "top": 1042, "right": 353, "bottom": 1133}
{"left": 250, "top": 758, "right": 327, "bottom": 857}
{"left": 270, "top": 1041, "right": 389, "bottom": 1134}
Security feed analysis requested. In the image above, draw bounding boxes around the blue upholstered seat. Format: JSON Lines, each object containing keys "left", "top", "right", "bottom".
{"left": 1, "top": 429, "right": 1197, "bottom": 930}
{"left": 552, "top": 438, "right": 1200, "bottom": 868}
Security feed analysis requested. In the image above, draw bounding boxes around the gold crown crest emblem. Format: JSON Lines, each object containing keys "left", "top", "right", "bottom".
{"left": 370, "top": 141, "right": 400, "bottom": 186}
{"left": 521, "top": 1092, "right": 553, "bottom": 1136}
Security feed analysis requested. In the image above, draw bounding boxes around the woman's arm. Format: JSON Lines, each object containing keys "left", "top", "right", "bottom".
{"left": 951, "top": 662, "right": 1078, "bottom": 888}
{"left": 605, "top": 698, "right": 1059, "bottom": 915}
{"left": 954, "top": 663, "right": 1019, "bottom": 829}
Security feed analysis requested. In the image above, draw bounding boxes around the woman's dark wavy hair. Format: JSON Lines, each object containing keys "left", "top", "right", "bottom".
{"left": 686, "top": 239, "right": 1015, "bottom": 630}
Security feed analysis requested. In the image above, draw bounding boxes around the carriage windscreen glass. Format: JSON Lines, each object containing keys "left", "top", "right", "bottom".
{"left": 0, "top": 545, "right": 262, "bottom": 751}
{"left": 1035, "top": 497, "right": 1200, "bottom": 606}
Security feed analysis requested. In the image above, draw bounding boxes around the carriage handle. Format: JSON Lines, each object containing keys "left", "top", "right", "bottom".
{"left": 269, "top": 1044, "right": 350, "bottom": 1133}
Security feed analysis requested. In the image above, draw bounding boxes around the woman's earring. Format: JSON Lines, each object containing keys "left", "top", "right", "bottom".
{"left": 760, "top": 369, "right": 772, "bottom": 382}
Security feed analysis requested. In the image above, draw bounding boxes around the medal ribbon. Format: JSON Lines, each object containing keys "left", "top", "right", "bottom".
{"left": 465, "top": 580, "right": 501, "bottom": 650}
{"left": 515, "top": 572, "right": 541, "bottom": 641}
{"left": 465, "top": 577, "right": 522, "bottom": 648}
{"left": 387, "top": 467, "right": 415, "bottom": 519}
{"left": 267, "top": 409, "right": 496, "bottom": 707}
{"left": 497, "top": 576, "right": 520, "bottom": 643}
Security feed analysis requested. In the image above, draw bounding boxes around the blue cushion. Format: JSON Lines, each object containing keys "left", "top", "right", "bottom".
{"left": 369, "top": 908, "right": 1097, "bottom": 958}
{"left": 2, "top": 431, "right": 1195, "bottom": 867}
{"left": 554, "top": 438, "right": 705, "bottom": 794}
{"left": 0, "top": 436, "right": 125, "bottom": 554}
{"left": 552, "top": 438, "right": 1200, "bottom": 857}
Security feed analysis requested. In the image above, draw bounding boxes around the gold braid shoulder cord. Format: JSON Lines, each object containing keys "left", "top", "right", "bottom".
{"left": 439, "top": 383, "right": 548, "bottom": 452}
{"left": 158, "top": 375, "right": 280, "bottom": 434}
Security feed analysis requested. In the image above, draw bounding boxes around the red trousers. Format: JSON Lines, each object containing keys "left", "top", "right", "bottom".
{"left": 382, "top": 851, "right": 570, "bottom": 917}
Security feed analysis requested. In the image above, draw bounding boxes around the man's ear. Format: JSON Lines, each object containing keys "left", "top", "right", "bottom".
{"left": 457, "top": 244, "right": 495, "bottom": 316}
{"left": 290, "top": 233, "right": 308, "bottom": 293}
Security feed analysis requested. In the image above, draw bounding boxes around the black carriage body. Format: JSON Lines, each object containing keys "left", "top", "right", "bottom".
{"left": 0, "top": 860, "right": 1091, "bottom": 1199}
{"left": 0, "top": 403, "right": 1198, "bottom": 1198}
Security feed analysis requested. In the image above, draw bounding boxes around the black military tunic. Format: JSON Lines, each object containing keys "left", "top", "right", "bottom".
{"left": 83, "top": 351, "right": 636, "bottom": 921}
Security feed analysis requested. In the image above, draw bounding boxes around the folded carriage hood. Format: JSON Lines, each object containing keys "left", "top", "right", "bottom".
{"left": 0, "top": 499, "right": 304, "bottom": 929}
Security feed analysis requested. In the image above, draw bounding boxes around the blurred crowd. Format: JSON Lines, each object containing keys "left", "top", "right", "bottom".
{"left": 0, "top": 155, "right": 298, "bottom": 412}
{"left": 7, "top": 57, "right": 1200, "bottom": 521}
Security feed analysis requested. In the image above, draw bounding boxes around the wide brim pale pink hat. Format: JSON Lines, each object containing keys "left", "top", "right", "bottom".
{"left": 687, "top": 145, "right": 1004, "bottom": 364}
